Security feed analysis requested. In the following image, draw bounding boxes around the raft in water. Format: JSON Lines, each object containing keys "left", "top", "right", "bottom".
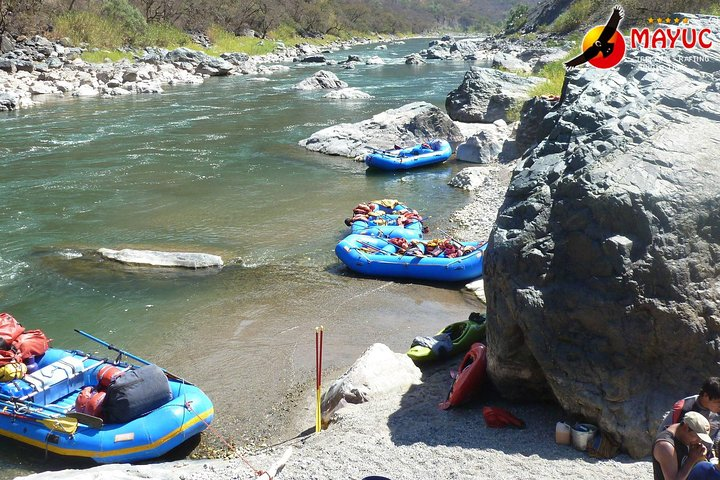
{"left": 364, "top": 139, "right": 452, "bottom": 170}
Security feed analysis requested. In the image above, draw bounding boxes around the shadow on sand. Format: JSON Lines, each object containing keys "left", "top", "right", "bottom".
{"left": 386, "top": 354, "right": 642, "bottom": 466}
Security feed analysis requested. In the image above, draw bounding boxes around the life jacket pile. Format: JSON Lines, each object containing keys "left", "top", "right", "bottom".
{"left": 74, "top": 365, "right": 125, "bottom": 418}
{"left": 0, "top": 313, "right": 52, "bottom": 382}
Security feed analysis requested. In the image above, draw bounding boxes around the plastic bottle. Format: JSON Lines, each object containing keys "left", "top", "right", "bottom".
{"left": 556, "top": 421, "right": 571, "bottom": 445}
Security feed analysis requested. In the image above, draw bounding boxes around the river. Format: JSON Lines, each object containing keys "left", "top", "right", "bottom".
{"left": 0, "top": 37, "right": 486, "bottom": 477}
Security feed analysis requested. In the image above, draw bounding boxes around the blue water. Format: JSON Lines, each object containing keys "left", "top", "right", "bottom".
{"left": 0, "top": 37, "right": 487, "bottom": 476}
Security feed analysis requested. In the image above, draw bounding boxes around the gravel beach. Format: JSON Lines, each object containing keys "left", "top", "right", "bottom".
{"left": 16, "top": 347, "right": 654, "bottom": 480}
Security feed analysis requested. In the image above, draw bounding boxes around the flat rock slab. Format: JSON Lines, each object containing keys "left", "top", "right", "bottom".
{"left": 98, "top": 248, "right": 223, "bottom": 268}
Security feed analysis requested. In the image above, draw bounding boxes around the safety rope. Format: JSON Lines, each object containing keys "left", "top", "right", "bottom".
{"left": 183, "top": 400, "right": 271, "bottom": 479}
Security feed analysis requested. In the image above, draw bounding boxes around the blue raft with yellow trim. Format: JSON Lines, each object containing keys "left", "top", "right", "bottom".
{"left": 0, "top": 347, "right": 214, "bottom": 463}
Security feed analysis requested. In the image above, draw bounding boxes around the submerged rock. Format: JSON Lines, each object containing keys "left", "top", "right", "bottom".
{"left": 299, "top": 101, "right": 463, "bottom": 158}
{"left": 98, "top": 248, "right": 223, "bottom": 268}
{"left": 484, "top": 15, "right": 720, "bottom": 459}
{"left": 323, "top": 88, "right": 372, "bottom": 99}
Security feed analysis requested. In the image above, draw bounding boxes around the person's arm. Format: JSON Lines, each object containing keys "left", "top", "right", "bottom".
{"left": 655, "top": 441, "right": 707, "bottom": 480}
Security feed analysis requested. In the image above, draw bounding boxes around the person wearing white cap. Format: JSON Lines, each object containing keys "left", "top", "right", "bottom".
{"left": 653, "top": 410, "right": 713, "bottom": 480}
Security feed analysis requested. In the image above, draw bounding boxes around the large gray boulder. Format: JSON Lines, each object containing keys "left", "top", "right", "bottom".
{"left": 455, "top": 120, "right": 513, "bottom": 164}
{"left": 484, "top": 16, "right": 720, "bottom": 459}
{"left": 321, "top": 343, "right": 421, "bottom": 424}
{"left": 446, "top": 67, "right": 543, "bottom": 123}
{"left": 299, "top": 101, "right": 464, "bottom": 158}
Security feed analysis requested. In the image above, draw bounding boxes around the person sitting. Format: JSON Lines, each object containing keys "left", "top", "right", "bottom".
{"left": 688, "top": 460, "right": 720, "bottom": 480}
{"left": 653, "top": 411, "right": 713, "bottom": 480}
{"left": 658, "top": 377, "right": 720, "bottom": 448}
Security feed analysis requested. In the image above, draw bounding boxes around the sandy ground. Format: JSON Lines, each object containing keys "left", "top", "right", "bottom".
{"left": 16, "top": 348, "right": 653, "bottom": 480}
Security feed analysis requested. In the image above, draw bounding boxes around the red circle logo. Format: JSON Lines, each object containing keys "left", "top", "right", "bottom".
{"left": 581, "top": 26, "right": 626, "bottom": 68}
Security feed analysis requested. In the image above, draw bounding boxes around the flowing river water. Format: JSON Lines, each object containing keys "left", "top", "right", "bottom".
{"left": 0, "top": 37, "right": 487, "bottom": 477}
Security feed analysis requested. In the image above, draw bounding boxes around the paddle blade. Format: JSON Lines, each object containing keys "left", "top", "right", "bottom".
{"left": 39, "top": 417, "right": 78, "bottom": 434}
{"left": 66, "top": 411, "right": 104, "bottom": 429}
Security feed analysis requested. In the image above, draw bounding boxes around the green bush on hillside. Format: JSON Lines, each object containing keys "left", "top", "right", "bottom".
{"left": 205, "top": 25, "right": 277, "bottom": 56}
{"left": 140, "top": 23, "right": 191, "bottom": 48}
{"left": 53, "top": 11, "right": 125, "bottom": 48}
{"left": 549, "top": 0, "right": 593, "bottom": 34}
{"left": 101, "top": 0, "right": 147, "bottom": 44}
{"left": 504, "top": 5, "right": 529, "bottom": 33}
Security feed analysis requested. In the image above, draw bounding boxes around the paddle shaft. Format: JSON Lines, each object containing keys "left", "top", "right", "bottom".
{"left": 355, "top": 240, "right": 399, "bottom": 256}
{"left": 74, "top": 329, "right": 188, "bottom": 383}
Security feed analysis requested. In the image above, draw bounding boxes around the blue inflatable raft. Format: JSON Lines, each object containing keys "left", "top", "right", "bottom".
{"left": 364, "top": 139, "right": 452, "bottom": 170}
{"left": 0, "top": 346, "right": 214, "bottom": 463}
{"left": 335, "top": 234, "right": 487, "bottom": 282}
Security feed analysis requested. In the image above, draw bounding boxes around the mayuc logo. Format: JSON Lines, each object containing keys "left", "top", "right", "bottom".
{"left": 565, "top": 5, "right": 626, "bottom": 69}
{"left": 565, "top": 5, "right": 715, "bottom": 70}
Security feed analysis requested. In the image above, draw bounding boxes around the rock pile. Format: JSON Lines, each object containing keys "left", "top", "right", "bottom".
{"left": 0, "top": 34, "right": 379, "bottom": 111}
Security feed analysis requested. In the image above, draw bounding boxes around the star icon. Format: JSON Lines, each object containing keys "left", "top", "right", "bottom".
{"left": 683, "top": 18, "right": 689, "bottom": 23}
{"left": 674, "top": 17, "right": 680, "bottom": 23}
{"left": 648, "top": 17, "right": 654, "bottom": 23}
{"left": 657, "top": 17, "right": 663, "bottom": 23}
{"left": 665, "top": 17, "right": 671, "bottom": 23}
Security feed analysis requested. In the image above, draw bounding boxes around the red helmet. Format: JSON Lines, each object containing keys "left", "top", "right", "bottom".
{"left": 97, "top": 365, "right": 123, "bottom": 389}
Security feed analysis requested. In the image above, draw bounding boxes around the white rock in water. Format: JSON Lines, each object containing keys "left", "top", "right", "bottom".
{"left": 323, "top": 88, "right": 373, "bottom": 99}
{"left": 320, "top": 343, "right": 420, "bottom": 423}
{"left": 73, "top": 84, "right": 98, "bottom": 97}
{"left": 294, "top": 70, "right": 348, "bottom": 90}
{"left": 97, "top": 248, "right": 223, "bottom": 268}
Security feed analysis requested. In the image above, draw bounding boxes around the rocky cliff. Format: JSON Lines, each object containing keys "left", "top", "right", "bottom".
{"left": 484, "top": 15, "right": 720, "bottom": 458}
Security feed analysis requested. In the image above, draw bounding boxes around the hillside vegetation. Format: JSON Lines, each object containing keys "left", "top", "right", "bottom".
{"left": 1, "top": 0, "right": 535, "bottom": 46}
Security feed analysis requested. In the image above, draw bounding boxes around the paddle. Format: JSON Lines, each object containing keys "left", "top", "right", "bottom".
{"left": 355, "top": 240, "right": 399, "bottom": 256}
{"left": 0, "top": 395, "right": 85, "bottom": 433}
{"left": 74, "top": 329, "right": 190, "bottom": 384}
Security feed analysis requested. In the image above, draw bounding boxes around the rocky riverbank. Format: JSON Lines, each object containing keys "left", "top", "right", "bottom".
{"left": 0, "top": 34, "right": 386, "bottom": 111}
